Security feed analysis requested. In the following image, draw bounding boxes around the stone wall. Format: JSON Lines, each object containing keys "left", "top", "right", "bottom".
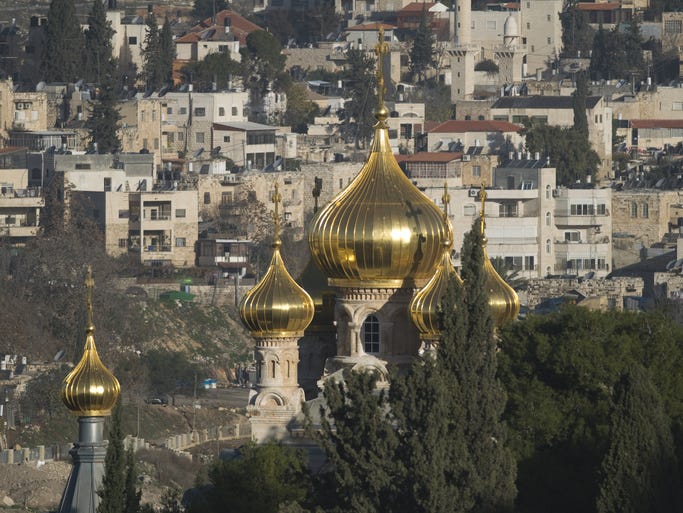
{"left": 526, "top": 276, "right": 644, "bottom": 310}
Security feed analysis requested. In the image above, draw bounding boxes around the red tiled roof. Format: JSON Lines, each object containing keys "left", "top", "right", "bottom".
{"left": 347, "top": 22, "right": 396, "bottom": 31}
{"left": 502, "top": 2, "right": 520, "bottom": 9}
{"left": 403, "top": 152, "right": 463, "bottom": 162}
{"left": 629, "top": 119, "right": 683, "bottom": 129}
{"left": 399, "top": 2, "right": 437, "bottom": 12}
{"left": 429, "top": 120, "right": 522, "bottom": 133}
{"left": 176, "top": 32, "right": 201, "bottom": 43}
{"left": 576, "top": 2, "right": 619, "bottom": 11}
{"left": 195, "top": 10, "right": 263, "bottom": 34}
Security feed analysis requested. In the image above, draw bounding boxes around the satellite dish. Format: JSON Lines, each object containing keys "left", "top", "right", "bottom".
{"left": 53, "top": 349, "right": 65, "bottom": 362}
{"left": 36, "top": 81, "right": 46, "bottom": 92}
{"left": 193, "top": 147, "right": 204, "bottom": 158}
{"left": 158, "top": 85, "right": 169, "bottom": 97}
{"left": 211, "top": 146, "right": 221, "bottom": 155}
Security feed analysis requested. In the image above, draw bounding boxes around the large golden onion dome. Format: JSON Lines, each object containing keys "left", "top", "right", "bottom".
{"left": 478, "top": 185, "right": 520, "bottom": 326}
{"left": 297, "top": 257, "right": 336, "bottom": 332}
{"left": 308, "top": 30, "right": 451, "bottom": 289}
{"left": 410, "top": 185, "right": 463, "bottom": 340}
{"left": 61, "top": 268, "right": 120, "bottom": 417}
{"left": 239, "top": 185, "right": 315, "bottom": 337}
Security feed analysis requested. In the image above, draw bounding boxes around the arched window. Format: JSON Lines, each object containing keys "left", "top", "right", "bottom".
{"left": 546, "top": 239, "right": 551, "bottom": 254}
{"left": 545, "top": 185, "right": 551, "bottom": 199}
{"left": 362, "top": 314, "right": 380, "bottom": 354}
{"left": 630, "top": 202, "right": 638, "bottom": 218}
{"left": 641, "top": 202, "right": 649, "bottom": 218}
{"left": 545, "top": 211, "right": 551, "bottom": 226}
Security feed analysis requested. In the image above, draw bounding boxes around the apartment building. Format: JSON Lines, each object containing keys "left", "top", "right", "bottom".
{"left": 0, "top": 148, "right": 43, "bottom": 246}
{"left": 425, "top": 119, "right": 524, "bottom": 155}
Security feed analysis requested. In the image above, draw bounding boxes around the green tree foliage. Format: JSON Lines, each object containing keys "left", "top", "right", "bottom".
{"left": 182, "top": 52, "right": 241, "bottom": 92}
{"left": 242, "top": 30, "right": 287, "bottom": 95}
{"left": 572, "top": 71, "right": 589, "bottom": 138}
{"left": 409, "top": 8, "right": 434, "bottom": 83}
{"left": 590, "top": 18, "right": 643, "bottom": 82}
{"left": 140, "top": 15, "right": 162, "bottom": 91}
{"left": 44, "top": 0, "right": 84, "bottom": 82}
{"left": 498, "top": 307, "right": 683, "bottom": 513}
{"left": 158, "top": 18, "right": 176, "bottom": 87}
{"left": 259, "top": 4, "right": 339, "bottom": 47}
{"left": 560, "top": 4, "right": 594, "bottom": 58}
{"left": 284, "top": 82, "right": 319, "bottom": 134}
{"left": 340, "top": 48, "right": 377, "bottom": 147}
{"left": 187, "top": 442, "right": 311, "bottom": 513}
{"left": 84, "top": 0, "right": 117, "bottom": 85}
{"left": 596, "top": 365, "right": 681, "bottom": 513}
{"left": 144, "top": 349, "right": 199, "bottom": 400}
{"left": 124, "top": 447, "right": 142, "bottom": 513}
{"left": 191, "top": 0, "right": 227, "bottom": 20}
{"left": 523, "top": 120, "right": 600, "bottom": 185}
{"left": 315, "top": 371, "right": 401, "bottom": 512}
{"left": 98, "top": 403, "right": 126, "bottom": 513}
{"left": 87, "top": 80, "right": 122, "bottom": 153}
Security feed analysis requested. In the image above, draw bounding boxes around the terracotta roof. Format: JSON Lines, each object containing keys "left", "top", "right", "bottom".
{"left": 347, "top": 22, "right": 396, "bottom": 31}
{"left": 429, "top": 120, "right": 522, "bottom": 133}
{"left": 403, "top": 152, "right": 463, "bottom": 162}
{"left": 179, "top": 9, "right": 262, "bottom": 46}
{"left": 630, "top": 119, "right": 683, "bottom": 129}
{"left": 502, "top": 2, "right": 520, "bottom": 9}
{"left": 195, "top": 10, "right": 262, "bottom": 34}
{"left": 576, "top": 2, "right": 620, "bottom": 11}
{"left": 400, "top": 2, "right": 437, "bottom": 12}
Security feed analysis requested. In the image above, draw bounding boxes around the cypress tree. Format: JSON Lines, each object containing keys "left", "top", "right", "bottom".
{"left": 98, "top": 402, "right": 126, "bottom": 513}
{"left": 87, "top": 78, "right": 121, "bottom": 153}
{"left": 409, "top": 8, "right": 434, "bottom": 84}
{"left": 437, "top": 219, "right": 517, "bottom": 513}
{"left": 158, "top": 18, "right": 176, "bottom": 87}
{"left": 85, "top": 0, "right": 116, "bottom": 85}
{"left": 44, "top": 0, "right": 84, "bottom": 82}
{"left": 141, "top": 15, "right": 161, "bottom": 90}
{"left": 572, "top": 71, "right": 589, "bottom": 138}
{"left": 596, "top": 365, "right": 681, "bottom": 513}
{"left": 124, "top": 447, "right": 141, "bottom": 513}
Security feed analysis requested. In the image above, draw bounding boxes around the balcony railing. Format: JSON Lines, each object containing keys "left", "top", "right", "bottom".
{"left": 143, "top": 245, "right": 172, "bottom": 253}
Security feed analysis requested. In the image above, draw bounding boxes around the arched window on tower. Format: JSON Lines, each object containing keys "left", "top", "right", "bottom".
{"left": 362, "top": 314, "right": 380, "bottom": 354}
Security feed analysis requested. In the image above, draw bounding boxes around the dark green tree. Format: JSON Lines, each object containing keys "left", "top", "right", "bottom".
{"left": 572, "top": 71, "right": 589, "bottom": 138}
{"left": 284, "top": 82, "right": 320, "bottom": 133}
{"left": 191, "top": 0, "right": 227, "bottom": 20}
{"left": 560, "top": 4, "right": 594, "bottom": 58}
{"left": 409, "top": 8, "right": 434, "bottom": 84}
{"left": 241, "top": 30, "right": 286, "bottom": 94}
{"left": 98, "top": 403, "right": 126, "bottom": 513}
{"left": 596, "top": 365, "right": 681, "bottom": 513}
{"left": 589, "top": 25, "right": 610, "bottom": 80}
{"left": 124, "top": 447, "right": 141, "bottom": 513}
{"left": 187, "top": 442, "right": 311, "bottom": 513}
{"left": 140, "top": 15, "right": 162, "bottom": 90}
{"left": 87, "top": 80, "right": 122, "bottom": 153}
{"left": 341, "top": 48, "right": 377, "bottom": 147}
{"left": 182, "top": 52, "right": 241, "bottom": 92}
{"left": 158, "top": 18, "right": 176, "bottom": 87}
{"left": 84, "top": 0, "right": 117, "bottom": 84}
{"left": 314, "top": 371, "right": 401, "bottom": 512}
{"left": 44, "top": 0, "right": 84, "bottom": 82}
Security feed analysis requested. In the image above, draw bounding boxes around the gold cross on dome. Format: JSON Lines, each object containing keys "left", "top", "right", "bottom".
{"left": 479, "top": 180, "right": 488, "bottom": 234}
{"left": 374, "top": 25, "right": 389, "bottom": 109}
{"left": 441, "top": 181, "right": 450, "bottom": 219}
{"left": 85, "top": 265, "right": 94, "bottom": 328}
{"left": 272, "top": 183, "right": 282, "bottom": 241}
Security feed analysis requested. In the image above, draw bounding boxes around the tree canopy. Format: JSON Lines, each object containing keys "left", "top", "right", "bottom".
{"left": 340, "top": 48, "right": 377, "bottom": 147}
{"left": 44, "top": 0, "right": 84, "bottom": 82}
{"left": 409, "top": 8, "right": 434, "bottom": 83}
{"left": 589, "top": 18, "right": 644, "bottom": 82}
{"left": 84, "top": 0, "right": 117, "bottom": 85}
{"left": 560, "top": 4, "right": 594, "bottom": 58}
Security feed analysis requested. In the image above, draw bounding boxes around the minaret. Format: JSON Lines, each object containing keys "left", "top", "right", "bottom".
{"left": 410, "top": 183, "right": 463, "bottom": 355}
{"left": 449, "top": 0, "right": 476, "bottom": 100}
{"left": 477, "top": 183, "right": 520, "bottom": 327}
{"left": 59, "top": 267, "right": 121, "bottom": 513}
{"left": 239, "top": 184, "right": 314, "bottom": 441}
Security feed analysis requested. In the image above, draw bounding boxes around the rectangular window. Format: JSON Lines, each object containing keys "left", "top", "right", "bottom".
{"left": 486, "top": 20, "right": 496, "bottom": 30}
{"left": 143, "top": 138, "right": 148, "bottom": 149}
{"left": 641, "top": 202, "right": 649, "bottom": 218}
{"left": 673, "top": 102, "right": 683, "bottom": 111}
{"left": 232, "top": 107, "right": 238, "bottom": 116}
{"left": 665, "top": 19, "right": 682, "bottom": 34}
{"left": 219, "top": 107, "right": 225, "bottom": 116}
{"left": 167, "top": 132, "right": 174, "bottom": 144}
{"left": 176, "top": 237, "right": 186, "bottom": 247}
{"left": 175, "top": 208, "right": 186, "bottom": 218}
{"left": 178, "top": 131, "right": 184, "bottom": 141}
{"left": 204, "top": 192, "right": 211, "bottom": 204}
{"left": 472, "top": 165, "right": 481, "bottom": 177}
{"left": 179, "top": 107, "right": 187, "bottom": 115}
{"left": 630, "top": 202, "right": 638, "bottom": 218}
{"left": 221, "top": 192, "right": 233, "bottom": 204}
{"left": 128, "top": 36, "right": 137, "bottom": 45}
{"left": 499, "top": 202, "right": 518, "bottom": 217}
{"left": 118, "top": 238, "right": 127, "bottom": 248}
{"left": 75, "top": 163, "right": 91, "bottom": 170}
{"left": 547, "top": 37, "right": 551, "bottom": 44}
{"left": 571, "top": 204, "right": 595, "bottom": 215}
{"left": 223, "top": 135, "right": 231, "bottom": 143}
{"left": 564, "top": 231, "right": 580, "bottom": 242}
{"left": 597, "top": 204, "right": 606, "bottom": 215}
{"left": 154, "top": 138, "right": 159, "bottom": 150}
{"left": 194, "top": 107, "right": 206, "bottom": 117}
{"left": 118, "top": 210, "right": 129, "bottom": 219}
{"left": 167, "top": 107, "right": 173, "bottom": 114}
{"left": 196, "top": 132, "right": 205, "bottom": 144}
{"left": 524, "top": 255, "right": 535, "bottom": 270}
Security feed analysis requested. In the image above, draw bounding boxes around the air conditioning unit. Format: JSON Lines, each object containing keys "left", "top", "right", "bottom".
{"left": 462, "top": 155, "right": 471, "bottom": 161}
{"left": 552, "top": 188, "right": 560, "bottom": 197}
{"left": 468, "top": 188, "right": 479, "bottom": 197}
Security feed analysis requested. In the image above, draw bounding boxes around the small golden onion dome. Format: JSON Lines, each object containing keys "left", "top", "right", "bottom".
{"left": 410, "top": 242, "right": 463, "bottom": 340}
{"left": 61, "top": 268, "right": 120, "bottom": 417}
{"left": 239, "top": 185, "right": 315, "bottom": 337}
{"left": 308, "top": 37, "right": 450, "bottom": 288}
{"left": 477, "top": 186, "right": 520, "bottom": 326}
{"left": 298, "top": 257, "right": 336, "bottom": 332}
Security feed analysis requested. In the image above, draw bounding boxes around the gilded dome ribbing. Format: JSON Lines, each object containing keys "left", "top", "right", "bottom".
{"left": 478, "top": 186, "right": 520, "bottom": 326}
{"left": 410, "top": 185, "right": 463, "bottom": 339}
{"left": 308, "top": 32, "right": 450, "bottom": 289}
{"left": 61, "top": 268, "right": 120, "bottom": 417}
{"left": 239, "top": 185, "right": 315, "bottom": 337}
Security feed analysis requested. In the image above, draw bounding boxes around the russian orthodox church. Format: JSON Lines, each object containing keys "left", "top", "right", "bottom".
{"left": 239, "top": 27, "right": 520, "bottom": 441}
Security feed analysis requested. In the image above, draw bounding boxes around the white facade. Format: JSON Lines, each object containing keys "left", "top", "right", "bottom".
{"left": 520, "top": 0, "right": 563, "bottom": 74}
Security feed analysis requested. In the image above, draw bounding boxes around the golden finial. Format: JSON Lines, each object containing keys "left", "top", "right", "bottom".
{"left": 441, "top": 182, "right": 450, "bottom": 220}
{"left": 272, "top": 183, "right": 282, "bottom": 246}
{"left": 479, "top": 180, "right": 487, "bottom": 236}
{"left": 85, "top": 265, "right": 95, "bottom": 332}
{"left": 374, "top": 24, "right": 389, "bottom": 121}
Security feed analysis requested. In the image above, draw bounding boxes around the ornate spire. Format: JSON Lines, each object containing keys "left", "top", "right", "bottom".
{"left": 61, "top": 267, "right": 120, "bottom": 417}
{"left": 476, "top": 182, "right": 520, "bottom": 326}
{"left": 272, "top": 183, "right": 282, "bottom": 246}
{"left": 374, "top": 24, "right": 389, "bottom": 123}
